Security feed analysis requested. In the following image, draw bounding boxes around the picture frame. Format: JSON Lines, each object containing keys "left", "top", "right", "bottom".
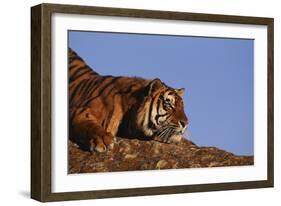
{"left": 31, "top": 3, "right": 274, "bottom": 202}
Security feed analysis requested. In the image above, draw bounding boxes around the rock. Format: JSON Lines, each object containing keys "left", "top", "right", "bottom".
{"left": 68, "top": 137, "right": 254, "bottom": 173}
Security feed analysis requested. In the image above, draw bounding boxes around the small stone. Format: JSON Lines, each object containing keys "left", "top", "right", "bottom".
{"left": 172, "top": 162, "right": 179, "bottom": 169}
{"left": 153, "top": 143, "right": 162, "bottom": 155}
{"left": 119, "top": 141, "right": 131, "bottom": 153}
{"left": 86, "top": 162, "right": 105, "bottom": 171}
{"left": 124, "top": 153, "right": 138, "bottom": 159}
{"left": 156, "top": 160, "right": 168, "bottom": 169}
{"left": 208, "top": 162, "right": 220, "bottom": 167}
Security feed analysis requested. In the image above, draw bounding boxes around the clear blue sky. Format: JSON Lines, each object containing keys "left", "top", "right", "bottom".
{"left": 68, "top": 31, "right": 254, "bottom": 156}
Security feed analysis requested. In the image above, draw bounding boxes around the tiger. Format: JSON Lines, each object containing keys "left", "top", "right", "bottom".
{"left": 69, "top": 48, "right": 188, "bottom": 152}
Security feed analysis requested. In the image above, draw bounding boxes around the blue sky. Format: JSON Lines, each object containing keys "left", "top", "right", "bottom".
{"left": 68, "top": 31, "right": 254, "bottom": 156}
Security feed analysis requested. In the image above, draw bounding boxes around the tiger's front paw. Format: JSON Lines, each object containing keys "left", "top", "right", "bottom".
{"left": 89, "top": 132, "right": 115, "bottom": 153}
{"left": 103, "top": 132, "right": 115, "bottom": 150}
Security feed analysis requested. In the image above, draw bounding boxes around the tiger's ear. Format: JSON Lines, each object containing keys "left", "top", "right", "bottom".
{"left": 175, "top": 88, "right": 185, "bottom": 97}
{"left": 146, "top": 78, "right": 163, "bottom": 96}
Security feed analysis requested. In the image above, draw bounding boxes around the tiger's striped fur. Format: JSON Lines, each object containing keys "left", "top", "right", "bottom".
{"left": 69, "top": 48, "right": 188, "bottom": 152}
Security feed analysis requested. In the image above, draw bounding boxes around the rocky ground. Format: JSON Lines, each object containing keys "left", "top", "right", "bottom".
{"left": 68, "top": 137, "right": 253, "bottom": 173}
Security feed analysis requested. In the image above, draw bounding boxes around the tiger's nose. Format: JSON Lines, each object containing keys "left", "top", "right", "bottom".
{"left": 179, "top": 120, "right": 186, "bottom": 128}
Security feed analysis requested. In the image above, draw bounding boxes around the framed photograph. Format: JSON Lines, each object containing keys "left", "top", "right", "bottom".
{"left": 31, "top": 3, "right": 274, "bottom": 202}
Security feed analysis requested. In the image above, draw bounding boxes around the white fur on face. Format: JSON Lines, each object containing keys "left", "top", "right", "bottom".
{"left": 163, "top": 91, "right": 175, "bottom": 107}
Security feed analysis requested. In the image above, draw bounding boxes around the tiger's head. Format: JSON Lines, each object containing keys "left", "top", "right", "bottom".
{"left": 136, "top": 78, "right": 188, "bottom": 143}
